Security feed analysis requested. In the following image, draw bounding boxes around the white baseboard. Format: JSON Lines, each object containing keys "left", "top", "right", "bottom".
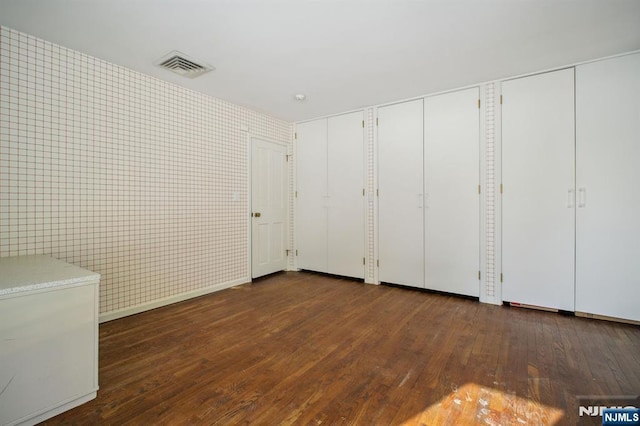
{"left": 99, "top": 277, "right": 250, "bottom": 323}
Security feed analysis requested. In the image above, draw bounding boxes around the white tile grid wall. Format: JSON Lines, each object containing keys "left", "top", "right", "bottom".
{"left": 0, "top": 27, "right": 293, "bottom": 316}
{"left": 483, "top": 83, "right": 496, "bottom": 299}
{"left": 366, "top": 108, "right": 375, "bottom": 281}
{"left": 288, "top": 126, "right": 296, "bottom": 270}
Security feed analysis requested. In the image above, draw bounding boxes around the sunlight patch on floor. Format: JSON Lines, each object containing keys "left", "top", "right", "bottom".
{"left": 400, "top": 382, "right": 564, "bottom": 425}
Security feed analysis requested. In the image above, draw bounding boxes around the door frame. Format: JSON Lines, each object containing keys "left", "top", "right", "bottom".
{"left": 247, "top": 134, "right": 290, "bottom": 280}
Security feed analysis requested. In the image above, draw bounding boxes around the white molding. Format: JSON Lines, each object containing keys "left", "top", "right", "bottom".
{"left": 99, "top": 277, "right": 249, "bottom": 323}
{"left": 246, "top": 132, "right": 253, "bottom": 282}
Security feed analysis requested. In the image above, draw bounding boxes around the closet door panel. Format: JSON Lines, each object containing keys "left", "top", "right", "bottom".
{"left": 378, "top": 99, "right": 424, "bottom": 288}
{"left": 296, "top": 119, "right": 328, "bottom": 272}
{"left": 424, "top": 88, "right": 480, "bottom": 297}
{"left": 328, "top": 111, "right": 365, "bottom": 279}
{"left": 501, "top": 69, "right": 575, "bottom": 311}
{"left": 576, "top": 53, "right": 640, "bottom": 322}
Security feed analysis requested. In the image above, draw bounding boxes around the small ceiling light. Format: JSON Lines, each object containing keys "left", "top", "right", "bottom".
{"left": 294, "top": 94, "right": 307, "bottom": 101}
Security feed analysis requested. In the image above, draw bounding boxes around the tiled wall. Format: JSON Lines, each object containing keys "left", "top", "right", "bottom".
{"left": 482, "top": 83, "right": 499, "bottom": 304}
{"left": 0, "top": 27, "right": 293, "bottom": 319}
{"left": 365, "top": 107, "right": 376, "bottom": 283}
{"left": 1, "top": 25, "right": 501, "bottom": 317}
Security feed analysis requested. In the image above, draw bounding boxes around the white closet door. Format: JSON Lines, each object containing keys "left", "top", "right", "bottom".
{"left": 296, "top": 119, "right": 328, "bottom": 272}
{"left": 327, "top": 111, "right": 365, "bottom": 279}
{"left": 576, "top": 53, "right": 640, "bottom": 322}
{"left": 502, "top": 69, "right": 575, "bottom": 311}
{"left": 424, "top": 88, "right": 480, "bottom": 297}
{"left": 251, "top": 139, "right": 288, "bottom": 278}
{"left": 378, "top": 99, "right": 424, "bottom": 288}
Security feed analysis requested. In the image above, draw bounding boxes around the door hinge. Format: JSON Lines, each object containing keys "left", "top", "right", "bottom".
{"left": 295, "top": 191, "right": 298, "bottom": 198}
{"left": 478, "top": 185, "right": 481, "bottom": 194}
{"left": 376, "top": 117, "right": 379, "bottom": 126}
{"left": 362, "top": 120, "right": 365, "bottom": 128}
{"left": 478, "top": 271, "right": 481, "bottom": 280}
{"left": 377, "top": 259, "right": 379, "bottom": 267}
{"left": 251, "top": 212, "right": 254, "bottom": 217}
{"left": 376, "top": 189, "right": 379, "bottom": 196}
{"left": 294, "top": 132, "right": 297, "bottom": 139}
{"left": 286, "top": 249, "right": 290, "bottom": 256}
{"left": 296, "top": 250, "right": 298, "bottom": 256}
{"left": 500, "top": 183, "right": 503, "bottom": 194}
{"left": 362, "top": 188, "right": 365, "bottom": 196}
{"left": 477, "top": 99, "right": 481, "bottom": 109}
{"left": 363, "top": 257, "right": 366, "bottom": 265}
{"left": 500, "top": 95, "right": 503, "bottom": 105}
{"left": 500, "top": 273, "right": 503, "bottom": 283}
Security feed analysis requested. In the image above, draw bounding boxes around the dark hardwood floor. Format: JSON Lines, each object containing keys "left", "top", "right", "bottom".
{"left": 43, "top": 272, "right": 640, "bottom": 425}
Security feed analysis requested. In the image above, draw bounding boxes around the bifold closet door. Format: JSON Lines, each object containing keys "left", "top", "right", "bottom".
{"left": 378, "top": 99, "right": 424, "bottom": 288}
{"left": 296, "top": 119, "right": 328, "bottom": 272}
{"left": 327, "top": 112, "right": 365, "bottom": 279}
{"left": 576, "top": 53, "right": 640, "bottom": 322}
{"left": 501, "top": 68, "right": 575, "bottom": 311}
{"left": 424, "top": 88, "right": 480, "bottom": 297}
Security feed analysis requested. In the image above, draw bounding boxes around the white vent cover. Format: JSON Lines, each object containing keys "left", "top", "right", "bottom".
{"left": 155, "top": 51, "right": 214, "bottom": 78}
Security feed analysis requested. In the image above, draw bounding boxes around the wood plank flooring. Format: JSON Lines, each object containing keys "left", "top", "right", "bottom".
{"left": 43, "top": 272, "right": 640, "bottom": 425}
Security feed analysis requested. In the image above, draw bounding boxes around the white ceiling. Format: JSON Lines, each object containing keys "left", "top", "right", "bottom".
{"left": 1, "top": 0, "right": 639, "bottom": 122}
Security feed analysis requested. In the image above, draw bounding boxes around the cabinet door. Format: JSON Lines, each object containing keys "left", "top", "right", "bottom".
{"left": 0, "top": 283, "right": 98, "bottom": 425}
{"left": 575, "top": 53, "right": 640, "bottom": 322}
{"left": 378, "top": 99, "right": 424, "bottom": 288}
{"left": 424, "top": 88, "right": 480, "bottom": 297}
{"left": 296, "top": 119, "right": 328, "bottom": 272}
{"left": 502, "top": 69, "right": 575, "bottom": 311}
{"left": 328, "top": 111, "right": 365, "bottom": 279}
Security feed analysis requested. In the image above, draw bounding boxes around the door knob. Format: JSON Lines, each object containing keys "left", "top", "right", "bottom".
{"left": 254, "top": 212, "right": 261, "bottom": 217}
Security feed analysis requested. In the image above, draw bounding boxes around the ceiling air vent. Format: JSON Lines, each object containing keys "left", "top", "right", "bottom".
{"left": 155, "top": 51, "right": 214, "bottom": 78}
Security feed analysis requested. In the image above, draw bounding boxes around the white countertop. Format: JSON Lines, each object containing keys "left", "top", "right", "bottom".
{"left": 0, "top": 255, "right": 100, "bottom": 295}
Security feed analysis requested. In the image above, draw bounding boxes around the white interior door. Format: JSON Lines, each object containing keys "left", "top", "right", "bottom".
{"left": 575, "top": 53, "right": 640, "bottom": 322}
{"left": 296, "top": 119, "right": 328, "bottom": 272}
{"left": 501, "top": 68, "right": 575, "bottom": 311}
{"left": 328, "top": 111, "right": 365, "bottom": 279}
{"left": 378, "top": 99, "right": 424, "bottom": 288}
{"left": 424, "top": 88, "right": 480, "bottom": 297}
{"left": 251, "top": 138, "right": 288, "bottom": 278}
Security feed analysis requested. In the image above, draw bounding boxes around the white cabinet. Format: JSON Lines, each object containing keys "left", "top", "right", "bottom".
{"left": 327, "top": 112, "right": 365, "bottom": 279}
{"left": 424, "top": 88, "right": 480, "bottom": 297}
{"left": 378, "top": 99, "right": 424, "bottom": 288}
{"left": 296, "top": 111, "right": 365, "bottom": 279}
{"left": 0, "top": 255, "right": 100, "bottom": 426}
{"left": 296, "top": 119, "right": 328, "bottom": 273}
{"left": 575, "top": 53, "right": 640, "bottom": 322}
{"left": 501, "top": 69, "right": 576, "bottom": 311}
{"left": 378, "top": 94, "right": 481, "bottom": 294}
